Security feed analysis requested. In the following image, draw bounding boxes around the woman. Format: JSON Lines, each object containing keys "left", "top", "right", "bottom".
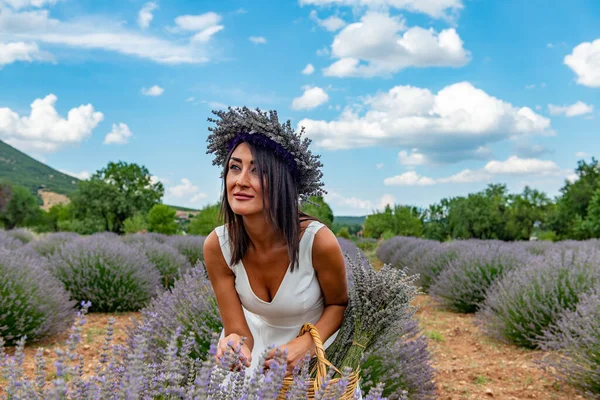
{"left": 203, "top": 107, "right": 349, "bottom": 377}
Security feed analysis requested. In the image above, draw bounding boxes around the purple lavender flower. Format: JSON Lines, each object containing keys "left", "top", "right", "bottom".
{"left": 48, "top": 236, "right": 162, "bottom": 312}
{"left": 430, "top": 242, "right": 529, "bottom": 313}
{"left": 476, "top": 247, "right": 600, "bottom": 348}
{"left": 538, "top": 288, "right": 600, "bottom": 398}
{"left": 0, "top": 248, "right": 75, "bottom": 345}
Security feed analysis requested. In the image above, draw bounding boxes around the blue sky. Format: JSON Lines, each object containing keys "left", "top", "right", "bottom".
{"left": 0, "top": 0, "right": 598, "bottom": 216}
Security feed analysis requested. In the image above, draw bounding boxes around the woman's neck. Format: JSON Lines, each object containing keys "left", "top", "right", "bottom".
{"left": 241, "top": 213, "right": 286, "bottom": 252}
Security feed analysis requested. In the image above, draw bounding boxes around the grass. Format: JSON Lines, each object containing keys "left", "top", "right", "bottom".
{"left": 424, "top": 329, "right": 445, "bottom": 342}
{"left": 473, "top": 375, "right": 488, "bottom": 385}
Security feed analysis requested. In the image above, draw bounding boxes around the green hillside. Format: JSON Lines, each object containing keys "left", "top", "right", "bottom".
{"left": 0, "top": 140, "right": 80, "bottom": 197}
{"left": 334, "top": 215, "right": 366, "bottom": 226}
{"left": 0, "top": 139, "right": 197, "bottom": 211}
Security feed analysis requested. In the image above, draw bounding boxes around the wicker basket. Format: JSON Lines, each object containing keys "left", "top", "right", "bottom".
{"left": 278, "top": 323, "right": 360, "bottom": 399}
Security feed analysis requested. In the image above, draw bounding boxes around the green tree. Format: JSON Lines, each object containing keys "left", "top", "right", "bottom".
{"left": 0, "top": 183, "right": 41, "bottom": 229}
{"left": 147, "top": 204, "right": 178, "bottom": 235}
{"left": 363, "top": 204, "right": 423, "bottom": 239}
{"left": 505, "top": 186, "right": 552, "bottom": 240}
{"left": 124, "top": 213, "right": 149, "bottom": 234}
{"left": 187, "top": 202, "right": 223, "bottom": 235}
{"left": 69, "top": 161, "right": 164, "bottom": 234}
{"left": 446, "top": 184, "right": 509, "bottom": 240}
{"left": 548, "top": 158, "right": 600, "bottom": 239}
{"left": 336, "top": 226, "right": 351, "bottom": 239}
{"left": 577, "top": 189, "right": 600, "bottom": 238}
{"left": 301, "top": 196, "right": 334, "bottom": 228}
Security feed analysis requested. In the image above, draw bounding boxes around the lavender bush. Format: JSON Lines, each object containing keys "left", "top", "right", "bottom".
{"left": 167, "top": 235, "right": 206, "bottom": 267}
{"left": 121, "top": 231, "right": 170, "bottom": 245}
{"left": 0, "top": 302, "right": 388, "bottom": 399}
{"left": 360, "top": 319, "right": 436, "bottom": 400}
{"left": 0, "top": 248, "right": 75, "bottom": 345}
{"left": 3, "top": 228, "right": 35, "bottom": 245}
{"left": 538, "top": 288, "right": 600, "bottom": 398}
{"left": 430, "top": 242, "right": 528, "bottom": 313}
{"left": 476, "top": 247, "right": 600, "bottom": 348}
{"left": 21, "top": 232, "right": 80, "bottom": 258}
{"left": 131, "top": 240, "right": 192, "bottom": 289}
{"left": 48, "top": 236, "right": 162, "bottom": 312}
{"left": 125, "top": 265, "right": 223, "bottom": 362}
{"left": 0, "top": 231, "right": 26, "bottom": 250}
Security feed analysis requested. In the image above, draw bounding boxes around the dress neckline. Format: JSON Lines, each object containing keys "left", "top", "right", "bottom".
{"left": 238, "top": 221, "right": 316, "bottom": 305}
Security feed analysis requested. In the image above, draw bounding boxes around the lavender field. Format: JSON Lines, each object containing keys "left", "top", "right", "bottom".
{"left": 378, "top": 236, "right": 600, "bottom": 399}
{"left": 0, "top": 229, "right": 435, "bottom": 399}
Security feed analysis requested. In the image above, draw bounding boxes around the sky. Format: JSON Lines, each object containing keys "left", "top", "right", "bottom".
{"left": 0, "top": 0, "right": 598, "bottom": 216}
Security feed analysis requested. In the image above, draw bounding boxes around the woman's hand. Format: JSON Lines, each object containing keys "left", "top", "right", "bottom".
{"left": 264, "top": 333, "right": 316, "bottom": 376}
{"left": 216, "top": 333, "right": 252, "bottom": 371}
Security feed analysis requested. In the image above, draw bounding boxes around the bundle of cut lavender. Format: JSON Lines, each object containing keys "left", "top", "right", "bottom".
{"left": 323, "top": 253, "right": 420, "bottom": 376}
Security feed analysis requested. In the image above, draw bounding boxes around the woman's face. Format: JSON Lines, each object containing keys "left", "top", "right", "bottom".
{"left": 226, "top": 142, "right": 266, "bottom": 216}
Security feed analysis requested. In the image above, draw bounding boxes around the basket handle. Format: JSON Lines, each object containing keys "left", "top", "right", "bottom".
{"left": 298, "top": 323, "right": 342, "bottom": 392}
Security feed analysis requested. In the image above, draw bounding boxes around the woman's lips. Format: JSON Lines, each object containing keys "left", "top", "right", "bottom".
{"left": 233, "top": 194, "right": 254, "bottom": 201}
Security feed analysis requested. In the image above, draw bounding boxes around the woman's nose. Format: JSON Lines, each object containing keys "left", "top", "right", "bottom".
{"left": 236, "top": 168, "right": 251, "bottom": 187}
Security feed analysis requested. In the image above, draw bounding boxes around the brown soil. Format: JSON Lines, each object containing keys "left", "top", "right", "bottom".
{"left": 38, "top": 190, "right": 70, "bottom": 211}
{"left": 414, "top": 295, "right": 583, "bottom": 400}
{"left": 0, "top": 297, "right": 587, "bottom": 399}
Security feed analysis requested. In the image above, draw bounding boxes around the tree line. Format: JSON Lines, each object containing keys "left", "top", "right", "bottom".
{"left": 1, "top": 158, "right": 599, "bottom": 242}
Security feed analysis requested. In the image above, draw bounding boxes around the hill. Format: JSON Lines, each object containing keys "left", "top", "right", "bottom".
{"left": 0, "top": 139, "right": 197, "bottom": 211}
{"left": 0, "top": 140, "right": 79, "bottom": 198}
{"left": 334, "top": 215, "right": 366, "bottom": 226}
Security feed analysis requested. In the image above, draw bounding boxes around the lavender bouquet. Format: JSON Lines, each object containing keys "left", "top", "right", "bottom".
{"left": 324, "top": 254, "right": 420, "bottom": 375}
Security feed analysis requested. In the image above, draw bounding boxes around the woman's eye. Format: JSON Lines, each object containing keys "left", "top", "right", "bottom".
{"left": 229, "top": 164, "right": 240, "bottom": 170}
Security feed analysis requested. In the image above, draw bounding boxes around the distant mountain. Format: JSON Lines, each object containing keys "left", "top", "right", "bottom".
{"left": 0, "top": 139, "right": 197, "bottom": 211}
{"left": 0, "top": 139, "right": 79, "bottom": 197}
{"left": 334, "top": 215, "right": 366, "bottom": 226}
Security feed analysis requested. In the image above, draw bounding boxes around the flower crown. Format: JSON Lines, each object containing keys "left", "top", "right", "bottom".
{"left": 206, "top": 106, "right": 326, "bottom": 203}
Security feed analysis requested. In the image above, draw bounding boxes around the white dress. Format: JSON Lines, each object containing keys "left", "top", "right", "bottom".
{"left": 215, "top": 220, "right": 339, "bottom": 373}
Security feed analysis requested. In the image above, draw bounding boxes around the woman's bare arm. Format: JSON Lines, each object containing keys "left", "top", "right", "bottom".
{"left": 203, "top": 230, "right": 254, "bottom": 351}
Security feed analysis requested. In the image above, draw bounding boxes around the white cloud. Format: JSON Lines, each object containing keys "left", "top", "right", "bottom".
{"left": 376, "top": 163, "right": 384, "bottom": 169}
{"left": 150, "top": 175, "right": 169, "bottom": 185}
{"left": 548, "top": 101, "right": 594, "bottom": 117}
{"left": 0, "top": 41, "right": 52, "bottom": 65}
{"left": 299, "top": 81, "right": 552, "bottom": 163}
{"left": 174, "top": 12, "right": 221, "bottom": 31}
{"left": 325, "top": 190, "right": 374, "bottom": 211}
{"left": 566, "top": 173, "right": 579, "bottom": 183}
{"left": 167, "top": 178, "right": 207, "bottom": 203}
{"left": 398, "top": 149, "right": 427, "bottom": 166}
{"left": 141, "top": 85, "right": 164, "bottom": 96}
{"left": 0, "top": 0, "right": 59, "bottom": 9}
{"left": 302, "top": 63, "right": 315, "bottom": 75}
{"left": 384, "top": 156, "right": 563, "bottom": 186}
{"left": 575, "top": 151, "right": 589, "bottom": 158}
{"left": 103, "top": 123, "right": 132, "bottom": 145}
{"left": 58, "top": 169, "right": 91, "bottom": 180}
{"left": 564, "top": 38, "right": 600, "bottom": 87}
{"left": 138, "top": 2, "right": 158, "bottom": 29}
{"left": 0, "top": 8, "right": 222, "bottom": 64}
{"left": 322, "top": 12, "right": 470, "bottom": 77}
{"left": 384, "top": 171, "right": 436, "bottom": 186}
{"left": 185, "top": 96, "right": 195, "bottom": 102}
{"left": 0, "top": 94, "right": 103, "bottom": 153}
{"left": 309, "top": 10, "right": 346, "bottom": 31}
{"left": 299, "top": 0, "right": 463, "bottom": 20}
{"left": 291, "top": 86, "right": 329, "bottom": 110}
{"left": 378, "top": 194, "right": 395, "bottom": 210}
{"left": 249, "top": 36, "right": 267, "bottom": 44}
{"left": 316, "top": 47, "right": 330, "bottom": 56}
{"left": 483, "top": 156, "right": 561, "bottom": 175}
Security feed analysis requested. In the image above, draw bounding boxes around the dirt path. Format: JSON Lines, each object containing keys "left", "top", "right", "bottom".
{"left": 414, "top": 295, "right": 582, "bottom": 399}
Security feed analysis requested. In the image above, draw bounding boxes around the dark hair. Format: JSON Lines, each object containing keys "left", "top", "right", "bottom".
{"left": 219, "top": 140, "right": 321, "bottom": 272}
